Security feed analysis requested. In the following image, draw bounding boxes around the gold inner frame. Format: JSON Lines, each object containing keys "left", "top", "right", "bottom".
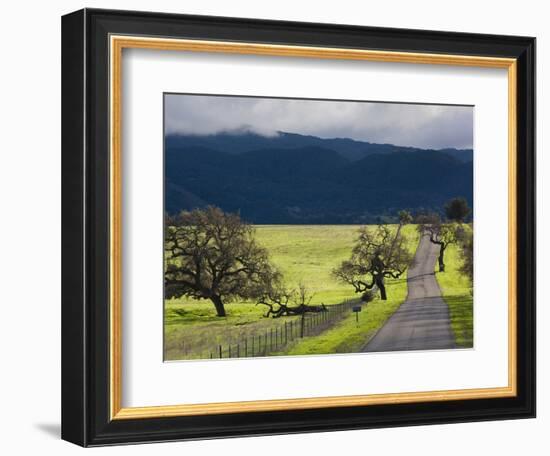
{"left": 109, "top": 35, "right": 518, "bottom": 420}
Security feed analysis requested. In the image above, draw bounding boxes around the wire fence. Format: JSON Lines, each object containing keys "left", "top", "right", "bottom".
{"left": 207, "top": 299, "right": 358, "bottom": 359}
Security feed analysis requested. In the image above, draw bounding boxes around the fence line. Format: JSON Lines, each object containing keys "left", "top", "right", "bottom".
{"left": 207, "top": 299, "right": 358, "bottom": 359}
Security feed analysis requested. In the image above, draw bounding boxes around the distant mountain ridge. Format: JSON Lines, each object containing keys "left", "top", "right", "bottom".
{"left": 166, "top": 131, "right": 473, "bottom": 163}
{"left": 165, "top": 131, "right": 473, "bottom": 224}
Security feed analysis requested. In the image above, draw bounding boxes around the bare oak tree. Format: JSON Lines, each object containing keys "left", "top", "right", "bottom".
{"left": 164, "top": 206, "right": 278, "bottom": 317}
{"left": 417, "top": 213, "right": 463, "bottom": 273}
{"left": 256, "top": 282, "right": 327, "bottom": 318}
{"left": 333, "top": 225, "right": 412, "bottom": 300}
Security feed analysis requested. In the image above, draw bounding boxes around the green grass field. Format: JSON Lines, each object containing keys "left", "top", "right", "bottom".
{"left": 434, "top": 235, "right": 474, "bottom": 348}
{"left": 274, "top": 274, "right": 410, "bottom": 356}
{"left": 164, "top": 224, "right": 419, "bottom": 360}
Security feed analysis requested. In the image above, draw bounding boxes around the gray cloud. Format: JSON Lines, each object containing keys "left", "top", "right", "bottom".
{"left": 165, "top": 94, "right": 473, "bottom": 150}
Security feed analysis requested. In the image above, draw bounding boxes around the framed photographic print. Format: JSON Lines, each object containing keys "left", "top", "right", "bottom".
{"left": 61, "top": 8, "right": 536, "bottom": 447}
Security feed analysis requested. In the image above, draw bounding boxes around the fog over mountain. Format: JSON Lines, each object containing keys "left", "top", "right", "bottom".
{"left": 166, "top": 130, "right": 473, "bottom": 163}
{"left": 165, "top": 94, "right": 474, "bottom": 150}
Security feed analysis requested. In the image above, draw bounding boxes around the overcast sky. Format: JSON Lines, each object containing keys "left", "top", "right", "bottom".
{"left": 165, "top": 94, "right": 473, "bottom": 150}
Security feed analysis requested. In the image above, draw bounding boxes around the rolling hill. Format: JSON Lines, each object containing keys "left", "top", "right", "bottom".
{"left": 165, "top": 132, "right": 473, "bottom": 224}
{"left": 166, "top": 131, "right": 473, "bottom": 163}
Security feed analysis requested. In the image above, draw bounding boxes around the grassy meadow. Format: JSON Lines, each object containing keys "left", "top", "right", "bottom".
{"left": 434, "top": 231, "right": 474, "bottom": 348}
{"left": 164, "top": 224, "right": 419, "bottom": 360}
{"left": 274, "top": 273, "right": 410, "bottom": 356}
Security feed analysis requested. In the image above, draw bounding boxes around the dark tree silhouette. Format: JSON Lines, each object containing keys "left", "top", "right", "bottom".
{"left": 164, "top": 206, "right": 278, "bottom": 317}
{"left": 445, "top": 197, "right": 471, "bottom": 223}
{"left": 256, "top": 282, "right": 326, "bottom": 318}
{"left": 333, "top": 224, "right": 412, "bottom": 300}
{"left": 417, "top": 213, "right": 463, "bottom": 272}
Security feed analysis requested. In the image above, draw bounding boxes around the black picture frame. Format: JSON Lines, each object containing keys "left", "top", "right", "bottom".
{"left": 62, "top": 8, "right": 536, "bottom": 447}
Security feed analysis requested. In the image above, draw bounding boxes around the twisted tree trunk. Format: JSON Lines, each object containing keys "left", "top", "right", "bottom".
{"left": 438, "top": 245, "right": 446, "bottom": 272}
{"left": 211, "top": 295, "right": 226, "bottom": 317}
{"left": 376, "top": 275, "right": 387, "bottom": 300}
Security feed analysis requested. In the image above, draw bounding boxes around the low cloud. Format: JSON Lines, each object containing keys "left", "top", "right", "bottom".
{"left": 165, "top": 94, "right": 473, "bottom": 150}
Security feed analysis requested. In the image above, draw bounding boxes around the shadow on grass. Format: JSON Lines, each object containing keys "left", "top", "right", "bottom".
{"left": 444, "top": 294, "right": 473, "bottom": 348}
{"left": 165, "top": 307, "right": 221, "bottom": 325}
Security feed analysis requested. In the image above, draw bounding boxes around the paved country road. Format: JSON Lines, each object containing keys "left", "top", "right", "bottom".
{"left": 362, "top": 234, "right": 456, "bottom": 352}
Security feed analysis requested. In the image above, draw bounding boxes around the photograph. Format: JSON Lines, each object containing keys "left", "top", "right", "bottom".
{"left": 163, "top": 93, "right": 474, "bottom": 361}
{"left": 58, "top": 6, "right": 536, "bottom": 447}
